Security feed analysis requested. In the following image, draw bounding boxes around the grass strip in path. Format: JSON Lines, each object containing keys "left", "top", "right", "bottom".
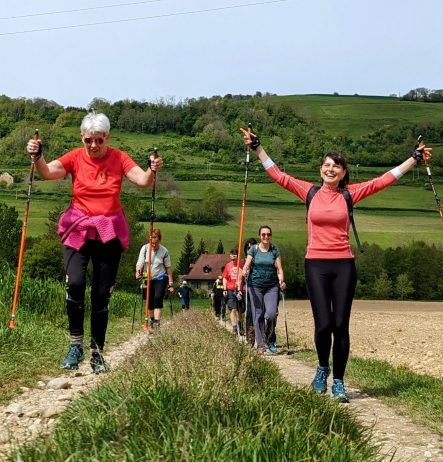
{"left": 15, "top": 311, "right": 380, "bottom": 462}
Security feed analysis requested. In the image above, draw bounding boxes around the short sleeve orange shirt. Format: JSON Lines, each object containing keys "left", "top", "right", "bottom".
{"left": 58, "top": 146, "right": 138, "bottom": 216}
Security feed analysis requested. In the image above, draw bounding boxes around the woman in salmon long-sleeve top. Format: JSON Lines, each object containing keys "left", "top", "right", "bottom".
{"left": 240, "top": 126, "right": 431, "bottom": 402}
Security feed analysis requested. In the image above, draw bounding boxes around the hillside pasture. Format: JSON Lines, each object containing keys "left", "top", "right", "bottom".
{"left": 276, "top": 95, "right": 443, "bottom": 138}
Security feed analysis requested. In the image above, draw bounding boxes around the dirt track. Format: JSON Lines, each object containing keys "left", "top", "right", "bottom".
{"left": 281, "top": 299, "right": 443, "bottom": 378}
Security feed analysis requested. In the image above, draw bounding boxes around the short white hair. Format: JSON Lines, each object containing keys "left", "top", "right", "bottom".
{"left": 80, "top": 113, "right": 110, "bottom": 134}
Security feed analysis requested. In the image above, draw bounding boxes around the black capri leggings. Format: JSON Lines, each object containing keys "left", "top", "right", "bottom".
{"left": 143, "top": 279, "right": 168, "bottom": 309}
{"left": 304, "top": 258, "right": 357, "bottom": 381}
{"left": 64, "top": 238, "right": 123, "bottom": 351}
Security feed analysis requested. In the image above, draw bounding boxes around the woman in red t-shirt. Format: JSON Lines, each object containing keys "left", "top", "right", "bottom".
{"left": 241, "top": 126, "right": 432, "bottom": 403}
{"left": 27, "top": 112, "right": 163, "bottom": 374}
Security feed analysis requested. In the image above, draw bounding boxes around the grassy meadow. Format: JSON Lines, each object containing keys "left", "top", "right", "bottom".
{"left": 2, "top": 173, "right": 443, "bottom": 259}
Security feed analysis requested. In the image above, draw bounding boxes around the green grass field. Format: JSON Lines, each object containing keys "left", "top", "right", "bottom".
{"left": 2, "top": 173, "right": 443, "bottom": 259}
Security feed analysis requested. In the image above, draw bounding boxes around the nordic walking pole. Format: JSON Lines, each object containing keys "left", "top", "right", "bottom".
{"left": 132, "top": 282, "right": 141, "bottom": 333}
{"left": 143, "top": 148, "right": 159, "bottom": 331}
{"left": 416, "top": 135, "right": 443, "bottom": 222}
{"left": 169, "top": 292, "right": 174, "bottom": 318}
{"left": 9, "top": 129, "right": 40, "bottom": 329}
{"left": 235, "top": 123, "right": 252, "bottom": 292}
{"left": 281, "top": 291, "right": 290, "bottom": 354}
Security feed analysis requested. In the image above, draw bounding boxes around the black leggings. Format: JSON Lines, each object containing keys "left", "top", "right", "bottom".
{"left": 304, "top": 258, "right": 357, "bottom": 380}
{"left": 142, "top": 279, "right": 168, "bottom": 309}
{"left": 63, "top": 238, "right": 123, "bottom": 351}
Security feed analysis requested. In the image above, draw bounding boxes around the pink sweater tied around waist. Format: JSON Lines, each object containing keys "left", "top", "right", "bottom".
{"left": 57, "top": 206, "right": 129, "bottom": 251}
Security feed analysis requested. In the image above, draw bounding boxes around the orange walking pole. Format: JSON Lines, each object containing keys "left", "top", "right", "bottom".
{"left": 143, "top": 148, "right": 159, "bottom": 331}
{"left": 9, "top": 129, "right": 39, "bottom": 329}
{"left": 235, "top": 123, "right": 252, "bottom": 291}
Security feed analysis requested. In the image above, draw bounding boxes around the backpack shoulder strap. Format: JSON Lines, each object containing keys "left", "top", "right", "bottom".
{"left": 250, "top": 244, "right": 259, "bottom": 259}
{"left": 306, "top": 185, "right": 321, "bottom": 223}
{"left": 306, "top": 185, "right": 321, "bottom": 210}
{"left": 342, "top": 189, "right": 363, "bottom": 253}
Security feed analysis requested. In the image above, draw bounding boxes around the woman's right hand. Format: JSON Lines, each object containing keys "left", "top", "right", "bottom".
{"left": 135, "top": 268, "right": 142, "bottom": 279}
{"left": 27, "top": 139, "right": 41, "bottom": 157}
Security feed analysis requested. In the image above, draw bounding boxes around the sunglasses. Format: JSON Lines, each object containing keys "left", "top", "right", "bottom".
{"left": 83, "top": 137, "right": 104, "bottom": 145}
{"left": 261, "top": 233, "right": 272, "bottom": 237}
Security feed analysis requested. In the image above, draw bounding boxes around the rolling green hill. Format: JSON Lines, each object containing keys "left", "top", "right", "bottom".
{"left": 275, "top": 94, "right": 443, "bottom": 138}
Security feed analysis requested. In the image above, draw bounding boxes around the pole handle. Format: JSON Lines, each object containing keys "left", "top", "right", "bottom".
{"left": 148, "top": 147, "right": 159, "bottom": 168}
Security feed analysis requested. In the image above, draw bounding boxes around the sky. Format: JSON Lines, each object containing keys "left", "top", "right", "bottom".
{"left": 0, "top": 0, "right": 442, "bottom": 108}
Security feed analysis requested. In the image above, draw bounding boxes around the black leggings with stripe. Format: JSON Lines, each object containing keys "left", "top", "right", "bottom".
{"left": 304, "top": 258, "right": 357, "bottom": 381}
{"left": 64, "top": 238, "right": 123, "bottom": 351}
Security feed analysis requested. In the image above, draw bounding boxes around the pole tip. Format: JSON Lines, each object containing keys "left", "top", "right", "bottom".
{"left": 9, "top": 319, "right": 16, "bottom": 329}
{"left": 143, "top": 322, "right": 149, "bottom": 332}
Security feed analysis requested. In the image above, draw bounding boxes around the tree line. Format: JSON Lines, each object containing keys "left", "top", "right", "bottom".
{"left": 1, "top": 94, "right": 443, "bottom": 173}
{"left": 401, "top": 87, "right": 443, "bottom": 103}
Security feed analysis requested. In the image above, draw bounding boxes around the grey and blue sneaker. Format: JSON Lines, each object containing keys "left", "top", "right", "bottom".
{"left": 61, "top": 344, "right": 84, "bottom": 370}
{"left": 311, "top": 365, "right": 330, "bottom": 394}
{"left": 267, "top": 343, "right": 278, "bottom": 354}
{"left": 331, "top": 379, "right": 350, "bottom": 403}
{"left": 90, "top": 352, "right": 110, "bottom": 374}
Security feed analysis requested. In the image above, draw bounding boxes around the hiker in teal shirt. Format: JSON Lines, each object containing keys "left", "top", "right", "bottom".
{"left": 242, "top": 225, "right": 286, "bottom": 355}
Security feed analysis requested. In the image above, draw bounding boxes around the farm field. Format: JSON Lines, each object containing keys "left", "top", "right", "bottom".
{"left": 281, "top": 299, "right": 443, "bottom": 379}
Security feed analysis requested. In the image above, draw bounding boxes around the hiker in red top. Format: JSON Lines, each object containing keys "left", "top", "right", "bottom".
{"left": 222, "top": 248, "right": 245, "bottom": 336}
{"left": 241, "top": 126, "right": 432, "bottom": 402}
{"left": 27, "top": 112, "right": 163, "bottom": 373}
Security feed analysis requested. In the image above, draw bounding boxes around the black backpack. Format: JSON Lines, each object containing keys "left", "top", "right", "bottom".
{"left": 306, "top": 185, "right": 363, "bottom": 253}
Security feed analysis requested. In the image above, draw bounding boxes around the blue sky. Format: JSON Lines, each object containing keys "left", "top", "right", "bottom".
{"left": 1, "top": 0, "right": 442, "bottom": 108}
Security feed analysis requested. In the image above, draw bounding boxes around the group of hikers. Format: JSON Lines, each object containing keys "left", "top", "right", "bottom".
{"left": 27, "top": 112, "right": 432, "bottom": 401}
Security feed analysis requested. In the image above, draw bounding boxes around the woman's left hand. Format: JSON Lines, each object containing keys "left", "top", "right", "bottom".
{"left": 279, "top": 281, "right": 286, "bottom": 290}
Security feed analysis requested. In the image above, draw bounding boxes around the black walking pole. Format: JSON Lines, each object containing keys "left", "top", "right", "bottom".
{"left": 281, "top": 291, "right": 291, "bottom": 355}
{"left": 132, "top": 282, "right": 141, "bottom": 334}
{"left": 143, "top": 148, "right": 159, "bottom": 332}
{"left": 169, "top": 292, "right": 174, "bottom": 318}
{"left": 416, "top": 135, "right": 443, "bottom": 223}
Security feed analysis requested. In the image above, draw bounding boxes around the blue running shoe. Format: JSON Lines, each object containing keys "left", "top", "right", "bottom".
{"left": 331, "top": 379, "right": 350, "bottom": 403}
{"left": 90, "top": 351, "right": 110, "bottom": 374}
{"left": 267, "top": 343, "right": 277, "bottom": 354}
{"left": 311, "top": 365, "right": 330, "bottom": 394}
{"left": 61, "top": 344, "right": 84, "bottom": 370}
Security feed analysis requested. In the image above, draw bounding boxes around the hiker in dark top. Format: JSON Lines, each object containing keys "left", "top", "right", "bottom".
{"left": 178, "top": 280, "right": 193, "bottom": 310}
{"left": 211, "top": 275, "right": 225, "bottom": 320}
